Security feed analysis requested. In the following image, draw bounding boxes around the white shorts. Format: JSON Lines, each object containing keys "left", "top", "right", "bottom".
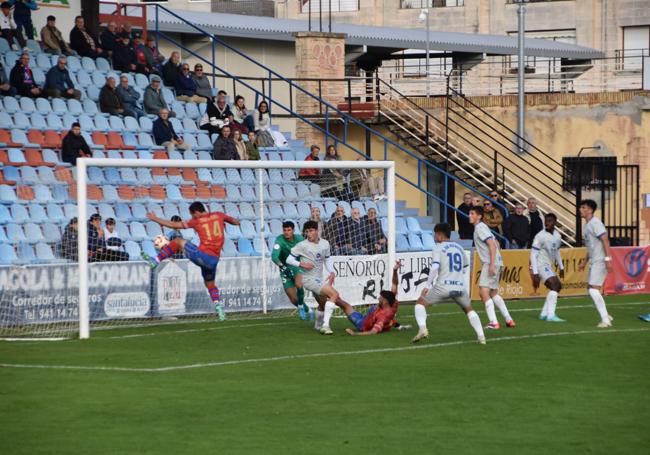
{"left": 423, "top": 285, "right": 470, "bottom": 308}
{"left": 302, "top": 275, "right": 324, "bottom": 296}
{"left": 588, "top": 261, "right": 608, "bottom": 287}
{"left": 538, "top": 264, "right": 556, "bottom": 284}
{"left": 479, "top": 264, "right": 501, "bottom": 290}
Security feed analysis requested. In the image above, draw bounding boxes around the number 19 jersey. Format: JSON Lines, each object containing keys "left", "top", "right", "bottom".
{"left": 183, "top": 212, "right": 237, "bottom": 257}
{"left": 432, "top": 241, "right": 467, "bottom": 289}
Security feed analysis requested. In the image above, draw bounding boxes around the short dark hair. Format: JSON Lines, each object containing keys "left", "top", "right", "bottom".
{"left": 189, "top": 202, "right": 206, "bottom": 214}
{"left": 469, "top": 206, "right": 484, "bottom": 217}
{"left": 433, "top": 223, "right": 451, "bottom": 238}
{"left": 71, "top": 122, "right": 80, "bottom": 129}
{"left": 106, "top": 217, "right": 115, "bottom": 226}
{"left": 380, "top": 290, "right": 396, "bottom": 307}
{"left": 89, "top": 213, "right": 101, "bottom": 222}
{"left": 310, "top": 145, "right": 320, "bottom": 152}
{"left": 579, "top": 199, "right": 597, "bottom": 212}
{"left": 303, "top": 220, "right": 318, "bottom": 231}
{"left": 282, "top": 221, "right": 295, "bottom": 229}
{"left": 171, "top": 215, "right": 182, "bottom": 222}
{"left": 47, "top": 15, "right": 56, "bottom": 21}
{"left": 544, "top": 213, "right": 557, "bottom": 222}
{"left": 217, "top": 90, "right": 227, "bottom": 96}
{"left": 75, "top": 15, "right": 83, "bottom": 21}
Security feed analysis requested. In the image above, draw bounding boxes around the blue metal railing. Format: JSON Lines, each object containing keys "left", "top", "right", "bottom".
{"left": 151, "top": 4, "right": 508, "bottom": 243}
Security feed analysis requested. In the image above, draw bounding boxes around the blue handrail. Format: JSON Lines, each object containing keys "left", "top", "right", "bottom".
{"left": 151, "top": 4, "right": 508, "bottom": 243}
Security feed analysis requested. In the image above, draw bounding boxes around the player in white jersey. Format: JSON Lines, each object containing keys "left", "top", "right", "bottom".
{"left": 577, "top": 199, "right": 614, "bottom": 328}
{"left": 470, "top": 205, "right": 515, "bottom": 329}
{"left": 287, "top": 220, "right": 350, "bottom": 335}
{"left": 412, "top": 224, "right": 486, "bottom": 344}
{"left": 530, "top": 213, "right": 566, "bottom": 322}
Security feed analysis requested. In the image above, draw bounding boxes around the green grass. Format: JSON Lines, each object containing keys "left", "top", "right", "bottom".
{"left": 1, "top": 294, "right": 649, "bottom": 454}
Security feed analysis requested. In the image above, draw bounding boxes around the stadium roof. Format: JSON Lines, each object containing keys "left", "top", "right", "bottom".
{"left": 150, "top": 8, "right": 603, "bottom": 59}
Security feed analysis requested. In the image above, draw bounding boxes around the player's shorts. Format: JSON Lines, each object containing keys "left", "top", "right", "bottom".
{"left": 588, "top": 261, "right": 608, "bottom": 287}
{"left": 184, "top": 241, "right": 220, "bottom": 281}
{"left": 538, "top": 264, "right": 556, "bottom": 284}
{"left": 280, "top": 265, "right": 302, "bottom": 290}
{"left": 423, "top": 285, "right": 470, "bottom": 308}
{"left": 479, "top": 263, "right": 501, "bottom": 289}
{"left": 347, "top": 311, "right": 366, "bottom": 331}
{"left": 302, "top": 275, "right": 324, "bottom": 296}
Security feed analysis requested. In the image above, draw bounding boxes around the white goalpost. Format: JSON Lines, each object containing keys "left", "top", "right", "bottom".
{"left": 73, "top": 158, "right": 397, "bottom": 340}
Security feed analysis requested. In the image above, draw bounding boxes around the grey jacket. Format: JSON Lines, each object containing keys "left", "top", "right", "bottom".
{"left": 143, "top": 85, "right": 168, "bottom": 115}
{"left": 116, "top": 84, "right": 141, "bottom": 109}
{"left": 192, "top": 73, "right": 212, "bottom": 99}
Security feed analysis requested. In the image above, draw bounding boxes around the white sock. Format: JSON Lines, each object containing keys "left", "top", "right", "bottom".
{"left": 315, "top": 310, "right": 324, "bottom": 330}
{"left": 540, "top": 299, "right": 549, "bottom": 317}
{"left": 414, "top": 304, "right": 427, "bottom": 331}
{"left": 484, "top": 298, "right": 498, "bottom": 324}
{"left": 467, "top": 310, "right": 484, "bottom": 339}
{"left": 492, "top": 294, "right": 512, "bottom": 322}
{"left": 588, "top": 289, "right": 609, "bottom": 323}
{"left": 322, "top": 301, "right": 336, "bottom": 328}
{"left": 546, "top": 291, "right": 558, "bottom": 318}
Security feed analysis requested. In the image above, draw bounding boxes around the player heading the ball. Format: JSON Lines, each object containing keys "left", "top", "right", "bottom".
{"left": 413, "top": 223, "right": 486, "bottom": 344}
{"left": 531, "top": 213, "right": 566, "bottom": 322}
{"left": 141, "top": 201, "right": 240, "bottom": 321}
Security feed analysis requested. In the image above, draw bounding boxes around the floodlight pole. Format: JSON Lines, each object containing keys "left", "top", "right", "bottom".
{"left": 516, "top": 0, "right": 527, "bottom": 153}
{"left": 420, "top": 8, "right": 431, "bottom": 98}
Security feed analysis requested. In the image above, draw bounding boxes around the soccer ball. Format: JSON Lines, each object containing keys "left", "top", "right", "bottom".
{"left": 154, "top": 235, "right": 170, "bottom": 250}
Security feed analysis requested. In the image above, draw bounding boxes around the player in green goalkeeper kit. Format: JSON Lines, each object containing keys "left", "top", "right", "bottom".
{"left": 272, "top": 221, "right": 311, "bottom": 320}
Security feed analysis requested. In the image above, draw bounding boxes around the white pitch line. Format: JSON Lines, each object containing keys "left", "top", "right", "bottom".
{"left": 1, "top": 327, "right": 648, "bottom": 373}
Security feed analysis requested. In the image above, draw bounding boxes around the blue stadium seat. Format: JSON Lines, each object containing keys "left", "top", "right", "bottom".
{"left": 120, "top": 168, "right": 138, "bottom": 184}
{"left": 141, "top": 240, "right": 157, "bottom": 259}
{"left": 66, "top": 55, "right": 81, "bottom": 72}
{"left": 10, "top": 204, "right": 29, "bottom": 223}
{"left": 87, "top": 85, "right": 101, "bottom": 102}
{"left": 406, "top": 217, "right": 423, "bottom": 234}
{"left": 35, "top": 242, "right": 57, "bottom": 263}
{"left": 51, "top": 98, "right": 68, "bottom": 115}
{"left": 13, "top": 112, "right": 31, "bottom": 130}
{"left": 42, "top": 222, "right": 61, "bottom": 244}
{"left": 268, "top": 169, "right": 284, "bottom": 184}
{"left": 196, "top": 133, "right": 212, "bottom": 150}
{"left": 396, "top": 234, "right": 410, "bottom": 252}
{"left": 21, "top": 167, "right": 41, "bottom": 185}
{"left": 36, "top": 52, "right": 51, "bottom": 70}
{"left": 239, "top": 184, "right": 256, "bottom": 202}
{"left": 91, "top": 70, "right": 105, "bottom": 87}
{"left": 238, "top": 237, "right": 258, "bottom": 256}
{"left": 268, "top": 184, "right": 284, "bottom": 201}
{"left": 182, "top": 133, "right": 198, "bottom": 149}
{"left": 145, "top": 221, "right": 163, "bottom": 238}
{"left": 87, "top": 167, "right": 105, "bottom": 184}
{"left": 162, "top": 202, "right": 180, "bottom": 219}
{"left": 129, "top": 222, "right": 147, "bottom": 241}
{"left": 0, "top": 111, "right": 12, "bottom": 129}
{"left": 63, "top": 204, "right": 77, "bottom": 220}
{"left": 124, "top": 240, "right": 141, "bottom": 260}
{"left": 124, "top": 116, "right": 140, "bottom": 132}
{"left": 81, "top": 99, "right": 99, "bottom": 117}
{"left": 0, "top": 244, "right": 17, "bottom": 265}
{"left": 109, "top": 115, "right": 125, "bottom": 131}
{"left": 269, "top": 219, "right": 283, "bottom": 237}
{"left": 7, "top": 224, "right": 27, "bottom": 242}
{"left": 2, "top": 96, "right": 19, "bottom": 114}
{"left": 283, "top": 185, "right": 298, "bottom": 201}
{"left": 96, "top": 57, "right": 111, "bottom": 73}
{"left": 239, "top": 169, "right": 254, "bottom": 184}
{"left": 51, "top": 184, "right": 68, "bottom": 203}
{"left": 450, "top": 231, "right": 460, "bottom": 241}
{"left": 29, "top": 204, "right": 49, "bottom": 223}
{"left": 282, "top": 202, "right": 299, "bottom": 219}
{"left": 196, "top": 168, "right": 211, "bottom": 182}
{"left": 256, "top": 220, "right": 270, "bottom": 238}
{"left": 30, "top": 112, "right": 47, "bottom": 130}
{"left": 66, "top": 98, "right": 83, "bottom": 116}
{"left": 170, "top": 102, "right": 186, "bottom": 119}
{"left": 115, "top": 203, "right": 131, "bottom": 222}
{"left": 185, "top": 103, "right": 200, "bottom": 120}
{"left": 0, "top": 37, "right": 10, "bottom": 53}
{"left": 75, "top": 69, "right": 92, "bottom": 87}
{"left": 135, "top": 168, "right": 153, "bottom": 185}
{"left": 2, "top": 166, "right": 19, "bottom": 183}
{"left": 81, "top": 56, "right": 96, "bottom": 72}
{"left": 396, "top": 217, "right": 408, "bottom": 235}
{"left": 101, "top": 185, "right": 119, "bottom": 202}
{"left": 0, "top": 225, "right": 9, "bottom": 244}
{"left": 161, "top": 87, "right": 174, "bottom": 105}
{"left": 408, "top": 233, "right": 424, "bottom": 252}
{"left": 78, "top": 114, "right": 94, "bottom": 131}
{"left": 123, "top": 150, "right": 137, "bottom": 160}
{"left": 46, "top": 203, "right": 66, "bottom": 223}
{"left": 114, "top": 221, "right": 131, "bottom": 241}
{"left": 106, "top": 150, "right": 121, "bottom": 160}
{"left": 182, "top": 117, "right": 198, "bottom": 132}
{"left": 0, "top": 205, "right": 11, "bottom": 224}
{"left": 134, "top": 73, "right": 149, "bottom": 89}
{"left": 17, "top": 243, "right": 35, "bottom": 264}
{"left": 139, "top": 116, "right": 153, "bottom": 132}
{"left": 268, "top": 203, "right": 284, "bottom": 219}
{"left": 238, "top": 203, "right": 255, "bottom": 219}
{"left": 98, "top": 203, "right": 116, "bottom": 220}
{"left": 224, "top": 185, "right": 242, "bottom": 202}
{"left": 240, "top": 220, "right": 257, "bottom": 239}
{"left": 33, "top": 185, "right": 53, "bottom": 203}
{"left": 137, "top": 132, "right": 159, "bottom": 149}
{"left": 458, "top": 239, "right": 473, "bottom": 249}
{"left": 38, "top": 166, "right": 57, "bottom": 184}
{"left": 209, "top": 168, "right": 225, "bottom": 184}
{"left": 36, "top": 98, "right": 52, "bottom": 115}
{"left": 266, "top": 235, "right": 275, "bottom": 253}
{"left": 253, "top": 237, "right": 267, "bottom": 256}
{"left": 351, "top": 200, "right": 366, "bottom": 217}
{"left": 8, "top": 148, "right": 27, "bottom": 165}
{"left": 323, "top": 201, "right": 338, "bottom": 218}
{"left": 61, "top": 113, "right": 76, "bottom": 130}
{"left": 32, "top": 68, "right": 46, "bottom": 87}
{"left": 93, "top": 115, "right": 111, "bottom": 132}
{"left": 146, "top": 203, "right": 164, "bottom": 219}
{"left": 46, "top": 113, "right": 63, "bottom": 131}
{"left": 222, "top": 239, "right": 238, "bottom": 257}
{"left": 196, "top": 151, "right": 210, "bottom": 161}
{"left": 104, "top": 168, "right": 121, "bottom": 185}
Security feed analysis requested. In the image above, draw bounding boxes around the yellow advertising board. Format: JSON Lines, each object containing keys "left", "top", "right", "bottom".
{"left": 470, "top": 248, "right": 589, "bottom": 300}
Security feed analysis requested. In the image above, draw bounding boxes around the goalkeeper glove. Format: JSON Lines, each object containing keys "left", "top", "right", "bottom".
{"left": 279, "top": 264, "right": 294, "bottom": 279}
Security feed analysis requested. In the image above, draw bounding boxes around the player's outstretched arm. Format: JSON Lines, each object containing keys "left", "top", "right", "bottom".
{"left": 390, "top": 261, "right": 400, "bottom": 295}
{"left": 223, "top": 214, "right": 240, "bottom": 226}
{"left": 346, "top": 327, "right": 379, "bottom": 336}
{"left": 147, "top": 212, "right": 184, "bottom": 229}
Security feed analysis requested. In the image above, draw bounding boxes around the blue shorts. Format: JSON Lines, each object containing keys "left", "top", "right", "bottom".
{"left": 184, "top": 241, "right": 220, "bottom": 282}
{"left": 347, "top": 306, "right": 376, "bottom": 331}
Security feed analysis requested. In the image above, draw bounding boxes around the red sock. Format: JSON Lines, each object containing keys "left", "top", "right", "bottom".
{"left": 156, "top": 242, "right": 180, "bottom": 261}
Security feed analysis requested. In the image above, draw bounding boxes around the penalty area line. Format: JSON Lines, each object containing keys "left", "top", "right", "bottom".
{"left": 1, "top": 327, "right": 648, "bottom": 373}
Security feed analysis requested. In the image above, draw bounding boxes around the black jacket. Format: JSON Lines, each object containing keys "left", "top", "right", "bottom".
{"left": 69, "top": 26, "right": 99, "bottom": 57}
{"left": 61, "top": 132, "right": 91, "bottom": 166}
{"left": 505, "top": 214, "right": 530, "bottom": 246}
{"left": 212, "top": 136, "right": 239, "bottom": 160}
{"left": 112, "top": 41, "right": 137, "bottom": 72}
{"left": 528, "top": 210, "right": 544, "bottom": 247}
{"left": 9, "top": 61, "right": 38, "bottom": 97}
{"left": 324, "top": 216, "right": 351, "bottom": 248}
{"left": 99, "top": 29, "right": 119, "bottom": 52}
{"left": 152, "top": 118, "right": 179, "bottom": 145}
{"left": 456, "top": 202, "right": 474, "bottom": 239}
{"left": 99, "top": 85, "right": 123, "bottom": 113}
{"left": 58, "top": 224, "right": 78, "bottom": 260}
{"left": 162, "top": 60, "right": 180, "bottom": 87}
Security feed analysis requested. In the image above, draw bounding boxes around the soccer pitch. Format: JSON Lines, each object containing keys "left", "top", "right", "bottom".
{"left": 1, "top": 294, "right": 648, "bottom": 454}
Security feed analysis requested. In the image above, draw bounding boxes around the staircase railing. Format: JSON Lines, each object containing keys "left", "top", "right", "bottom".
{"left": 149, "top": 4, "right": 506, "bottom": 241}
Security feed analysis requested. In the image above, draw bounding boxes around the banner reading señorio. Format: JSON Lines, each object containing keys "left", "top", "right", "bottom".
{"left": 604, "top": 246, "right": 650, "bottom": 295}
{"left": 470, "top": 248, "right": 590, "bottom": 300}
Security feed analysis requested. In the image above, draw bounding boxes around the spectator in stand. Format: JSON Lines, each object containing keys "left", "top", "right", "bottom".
{"left": 88, "top": 214, "right": 129, "bottom": 262}
{"left": 364, "top": 207, "right": 387, "bottom": 254}
{"left": 152, "top": 108, "right": 191, "bottom": 154}
{"left": 472, "top": 196, "right": 482, "bottom": 208}
{"left": 253, "top": 100, "right": 275, "bottom": 147}
{"left": 350, "top": 157, "right": 385, "bottom": 201}
{"left": 212, "top": 125, "right": 239, "bottom": 160}
{"left": 99, "top": 21, "right": 118, "bottom": 57}
{"left": 306, "top": 206, "right": 325, "bottom": 237}
{"left": 456, "top": 192, "right": 474, "bottom": 240}
{"left": 0, "top": 60, "right": 16, "bottom": 95}
{"left": 191, "top": 63, "right": 212, "bottom": 100}
{"left": 245, "top": 131, "right": 260, "bottom": 160}
{"left": 1, "top": 2, "right": 27, "bottom": 51}
{"left": 199, "top": 91, "right": 232, "bottom": 135}
{"left": 44, "top": 55, "right": 81, "bottom": 99}
{"left": 143, "top": 75, "right": 174, "bottom": 117}
{"left": 490, "top": 190, "right": 508, "bottom": 220}
{"left": 116, "top": 74, "right": 144, "bottom": 119}
{"left": 58, "top": 217, "right": 78, "bottom": 261}
{"left": 69, "top": 15, "right": 103, "bottom": 59}
{"left": 112, "top": 32, "right": 143, "bottom": 74}
{"left": 323, "top": 145, "right": 351, "bottom": 200}
{"left": 483, "top": 199, "right": 504, "bottom": 238}
{"left": 99, "top": 75, "right": 136, "bottom": 117}
{"left": 142, "top": 35, "right": 164, "bottom": 73}
{"left": 324, "top": 205, "right": 352, "bottom": 255}
{"left": 349, "top": 207, "right": 368, "bottom": 255}
{"left": 504, "top": 202, "right": 530, "bottom": 249}
{"left": 166, "top": 215, "right": 185, "bottom": 259}
{"left": 61, "top": 122, "right": 91, "bottom": 166}
{"left": 9, "top": 52, "right": 41, "bottom": 97}
{"left": 132, "top": 33, "right": 156, "bottom": 75}
{"left": 122, "top": 22, "right": 138, "bottom": 41}
{"left": 231, "top": 95, "right": 254, "bottom": 133}
{"left": 162, "top": 51, "right": 181, "bottom": 87}
{"left": 525, "top": 196, "right": 543, "bottom": 248}
{"left": 175, "top": 62, "right": 204, "bottom": 103}
{"left": 104, "top": 217, "right": 125, "bottom": 254}
{"left": 10, "top": 0, "right": 37, "bottom": 41}
{"left": 40, "top": 15, "right": 76, "bottom": 56}
{"left": 298, "top": 145, "right": 322, "bottom": 184}
{"left": 232, "top": 129, "right": 247, "bottom": 160}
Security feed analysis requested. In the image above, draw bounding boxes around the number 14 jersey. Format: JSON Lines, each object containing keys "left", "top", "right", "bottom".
{"left": 432, "top": 241, "right": 468, "bottom": 289}
{"left": 183, "top": 211, "right": 237, "bottom": 257}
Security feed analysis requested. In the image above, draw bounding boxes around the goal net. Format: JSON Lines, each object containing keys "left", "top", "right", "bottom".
{"left": 0, "top": 158, "right": 395, "bottom": 339}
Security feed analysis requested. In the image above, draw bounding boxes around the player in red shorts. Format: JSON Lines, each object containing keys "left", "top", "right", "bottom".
{"left": 142, "top": 201, "right": 240, "bottom": 321}
{"left": 337, "top": 261, "right": 403, "bottom": 336}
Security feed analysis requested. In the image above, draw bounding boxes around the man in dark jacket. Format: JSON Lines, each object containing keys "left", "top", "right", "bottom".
{"left": 490, "top": 190, "right": 508, "bottom": 220}
{"left": 116, "top": 74, "right": 144, "bottom": 118}
{"left": 143, "top": 76, "right": 174, "bottom": 116}
{"left": 58, "top": 217, "right": 78, "bottom": 261}
{"left": 10, "top": 0, "right": 36, "bottom": 40}
{"left": 61, "top": 122, "right": 91, "bottom": 166}
{"left": 526, "top": 197, "right": 544, "bottom": 248}
{"left": 9, "top": 52, "right": 41, "bottom": 97}
{"left": 152, "top": 108, "right": 191, "bottom": 154}
{"left": 69, "top": 15, "right": 103, "bottom": 58}
{"left": 44, "top": 55, "right": 81, "bottom": 99}
{"left": 348, "top": 207, "right": 367, "bottom": 255}
{"left": 456, "top": 192, "right": 474, "bottom": 240}
{"left": 324, "top": 205, "right": 352, "bottom": 255}
{"left": 99, "top": 21, "right": 118, "bottom": 56}
{"left": 162, "top": 51, "right": 181, "bottom": 87}
{"left": 142, "top": 35, "right": 164, "bottom": 72}
{"left": 88, "top": 214, "right": 129, "bottom": 262}
{"left": 212, "top": 125, "right": 239, "bottom": 160}
{"left": 175, "top": 62, "right": 204, "bottom": 103}
{"left": 504, "top": 202, "right": 530, "bottom": 249}
{"left": 112, "top": 32, "right": 139, "bottom": 73}
{"left": 99, "top": 75, "right": 135, "bottom": 117}
{"left": 363, "top": 207, "right": 386, "bottom": 254}
{"left": 1, "top": 1, "right": 27, "bottom": 50}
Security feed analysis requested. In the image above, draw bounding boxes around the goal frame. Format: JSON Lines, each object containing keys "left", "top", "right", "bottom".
{"left": 76, "top": 158, "right": 397, "bottom": 339}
